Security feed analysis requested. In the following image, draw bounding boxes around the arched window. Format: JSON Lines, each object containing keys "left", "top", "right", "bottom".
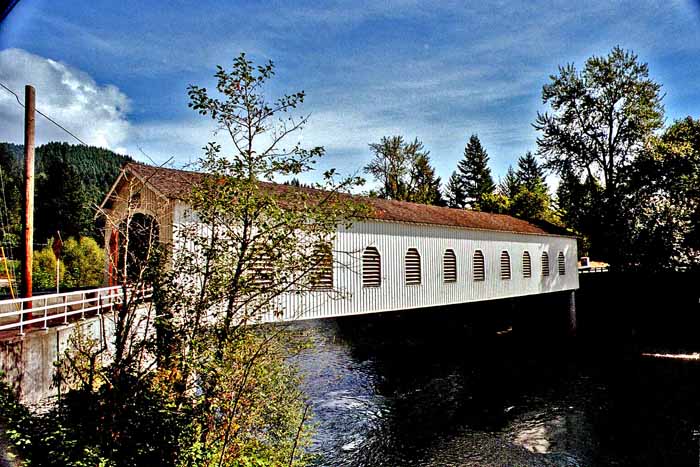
{"left": 558, "top": 252, "right": 566, "bottom": 275}
{"left": 500, "top": 251, "right": 511, "bottom": 280}
{"left": 541, "top": 252, "right": 550, "bottom": 277}
{"left": 311, "top": 245, "right": 333, "bottom": 290}
{"left": 522, "top": 251, "right": 532, "bottom": 278}
{"left": 473, "top": 250, "right": 485, "bottom": 281}
{"left": 443, "top": 249, "right": 457, "bottom": 283}
{"left": 405, "top": 248, "right": 421, "bottom": 285}
{"left": 251, "top": 251, "right": 274, "bottom": 287}
{"left": 362, "top": 247, "right": 381, "bottom": 287}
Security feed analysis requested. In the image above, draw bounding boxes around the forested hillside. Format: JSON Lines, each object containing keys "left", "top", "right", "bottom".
{"left": 0, "top": 142, "right": 132, "bottom": 246}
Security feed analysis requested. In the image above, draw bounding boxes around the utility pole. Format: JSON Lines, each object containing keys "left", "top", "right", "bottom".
{"left": 22, "top": 85, "right": 35, "bottom": 304}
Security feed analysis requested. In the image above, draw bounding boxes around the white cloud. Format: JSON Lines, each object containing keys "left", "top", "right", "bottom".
{"left": 0, "top": 48, "right": 131, "bottom": 150}
{"left": 122, "top": 120, "right": 217, "bottom": 166}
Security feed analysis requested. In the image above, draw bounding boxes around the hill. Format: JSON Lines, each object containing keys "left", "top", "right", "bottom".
{"left": 0, "top": 141, "right": 132, "bottom": 247}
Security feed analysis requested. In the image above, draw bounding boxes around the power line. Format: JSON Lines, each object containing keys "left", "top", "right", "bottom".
{"left": 0, "top": 81, "right": 169, "bottom": 167}
{"left": 0, "top": 81, "right": 89, "bottom": 146}
{"left": 0, "top": 81, "right": 178, "bottom": 173}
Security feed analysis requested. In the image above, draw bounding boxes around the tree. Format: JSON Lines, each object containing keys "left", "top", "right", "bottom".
{"left": 445, "top": 171, "right": 467, "bottom": 208}
{"left": 515, "top": 151, "right": 547, "bottom": 192}
{"left": 410, "top": 153, "right": 444, "bottom": 205}
{"left": 0, "top": 143, "right": 22, "bottom": 246}
{"left": 534, "top": 46, "right": 664, "bottom": 263}
{"left": 624, "top": 117, "right": 700, "bottom": 270}
{"left": 364, "top": 136, "right": 443, "bottom": 205}
{"left": 498, "top": 166, "right": 519, "bottom": 199}
{"left": 510, "top": 188, "right": 549, "bottom": 221}
{"left": 32, "top": 243, "right": 62, "bottom": 291}
{"left": 36, "top": 155, "right": 92, "bottom": 242}
{"left": 0, "top": 141, "right": 131, "bottom": 244}
{"left": 11, "top": 53, "right": 362, "bottom": 467}
{"left": 61, "top": 236, "right": 106, "bottom": 288}
{"left": 478, "top": 192, "right": 510, "bottom": 214}
{"left": 456, "top": 134, "right": 495, "bottom": 209}
{"left": 495, "top": 154, "right": 551, "bottom": 221}
{"left": 555, "top": 166, "right": 604, "bottom": 255}
{"left": 365, "top": 136, "right": 415, "bottom": 200}
{"left": 162, "top": 52, "right": 365, "bottom": 464}
{"left": 36, "top": 142, "right": 131, "bottom": 242}
{"left": 509, "top": 152, "right": 551, "bottom": 221}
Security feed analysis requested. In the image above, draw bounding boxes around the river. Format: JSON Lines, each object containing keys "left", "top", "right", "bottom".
{"left": 292, "top": 305, "right": 700, "bottom": 467}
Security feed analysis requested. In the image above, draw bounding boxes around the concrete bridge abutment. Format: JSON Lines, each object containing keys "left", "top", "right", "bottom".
{"left": 0, "top": 304, "right": 153, "bottom": 407}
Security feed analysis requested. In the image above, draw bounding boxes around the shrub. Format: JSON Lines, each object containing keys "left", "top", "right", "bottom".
{"left": 61, "top": 237, "right": 105, "bottom": 288}
{"left": 30, "top": 237, "right": 106, "bottom": 291}
{"left": 33, "top": 243, "right": 63, "bottom": 291}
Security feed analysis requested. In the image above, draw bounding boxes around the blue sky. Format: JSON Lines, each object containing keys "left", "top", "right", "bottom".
{"left": 1, "top": 0, "right": 699, "bottom": 188}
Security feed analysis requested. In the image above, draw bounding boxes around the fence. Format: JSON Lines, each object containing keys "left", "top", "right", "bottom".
{"left": 0, "top": 285, "right": 153, "bottom": 336}
{"left": 578, "top": 266, "right": 610, "bottom": 274}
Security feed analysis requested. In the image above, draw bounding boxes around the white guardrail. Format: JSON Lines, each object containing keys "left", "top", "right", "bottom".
{"left": 0, "top": 285, "right": 153, "bottom": 336}
{"left": 578, "top": 266, "right": 610, "bottom": 274}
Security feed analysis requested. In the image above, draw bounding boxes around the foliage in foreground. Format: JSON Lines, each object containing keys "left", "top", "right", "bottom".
{"left": 0, "top": 324, "right": 311, "bottom": 467}
{"left": 0, "top": 52, "right": 344, "bottom": 467}
{"left": 152, "top": 51, "right": 364, "bottom": 466}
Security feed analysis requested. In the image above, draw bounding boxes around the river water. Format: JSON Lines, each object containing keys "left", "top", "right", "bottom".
{"left": 293, "top": 306, "right": 700, "bottom": 467}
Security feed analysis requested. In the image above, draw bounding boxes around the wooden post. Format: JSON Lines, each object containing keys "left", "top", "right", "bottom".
{"left": 22, "top": 85, "right": 35, "bottom": 312}
{"left": 568, "top": 290, "right": 577, "bottom": 336}
{"left": 108, "top": 228, "right": 119, "bottom": 286}
{"left": 53, "top": 233, "right": 62, "bottom": 293}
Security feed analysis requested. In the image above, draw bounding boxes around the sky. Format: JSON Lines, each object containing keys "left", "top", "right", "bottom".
{"left": 0, "top": 0, "right": 699, "bottom": 188}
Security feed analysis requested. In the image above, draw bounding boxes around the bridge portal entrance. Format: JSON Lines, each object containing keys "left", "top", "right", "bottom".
{"left": 109, "top": 213, "right": 159, "bottom": 285}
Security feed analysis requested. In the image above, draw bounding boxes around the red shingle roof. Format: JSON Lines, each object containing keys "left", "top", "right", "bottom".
{"left": 125, "top": 162, "right": 205, "bottom": 199}
{"left": 122, "top": 162, "right": 571, "bottom": 237}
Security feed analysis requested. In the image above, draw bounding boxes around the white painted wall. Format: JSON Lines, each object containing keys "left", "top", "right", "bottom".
{"left": 275, "top": 220, "right": 577, "bottom": 321}
{"left": 172, "top": 206, "right": 578, "bottom": 322}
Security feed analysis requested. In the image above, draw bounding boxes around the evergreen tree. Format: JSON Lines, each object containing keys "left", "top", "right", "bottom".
{"left": 445, "top": 171, "right": 466, "bottom": 208}
{"left": 556, "top": 164, "right": 604, "bottom": 255}
{"left": 509, "top": 151, "right": 551, "bottom": 221}
{"left": 0, "top": 141, "right": 131, "bottom": 244}
{"left": 515, "top": 151, "right": 547, "bottom": 191}
{"left": 0, "top": 143, "right": 23, "bottom": 245}
{"left": 35, "top": 142, "right": 131, "bottom": 242}
{"left": 498, "top": 166, "right": 519, "bottom": 199}
{"left": 456, "top": 134, "right": 495, "bottom": 208}
{"left": 36, "top": 152, "right": 91, "bottom": 241}
{"left": 410, "top": 153, "right": 444, "bottom": 206}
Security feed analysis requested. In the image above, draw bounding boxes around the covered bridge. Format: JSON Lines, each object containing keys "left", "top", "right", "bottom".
{"left": 100, "top": 162, "right": 578, "bottom": 321}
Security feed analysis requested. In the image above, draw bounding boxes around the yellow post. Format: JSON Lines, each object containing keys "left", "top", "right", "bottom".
{"left": 1, "top": 246, "right": 16, "bottom": 300}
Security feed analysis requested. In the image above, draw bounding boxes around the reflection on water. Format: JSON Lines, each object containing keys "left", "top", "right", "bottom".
{"left": 292, "top": 306, "right": 700, "bottom": 467}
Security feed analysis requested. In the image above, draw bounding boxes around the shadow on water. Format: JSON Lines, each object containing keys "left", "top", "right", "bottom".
{"left": 293, "top": 278, "right": 700, "bottom": 467}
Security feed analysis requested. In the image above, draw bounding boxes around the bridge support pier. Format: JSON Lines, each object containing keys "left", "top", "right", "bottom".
{"left": 568, "top": 290, "right": 577, "bottom": 336}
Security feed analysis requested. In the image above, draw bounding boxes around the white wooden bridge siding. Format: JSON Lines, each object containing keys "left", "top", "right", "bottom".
{"left": 271, "top": 220, "right": 578, "bottom": 321}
